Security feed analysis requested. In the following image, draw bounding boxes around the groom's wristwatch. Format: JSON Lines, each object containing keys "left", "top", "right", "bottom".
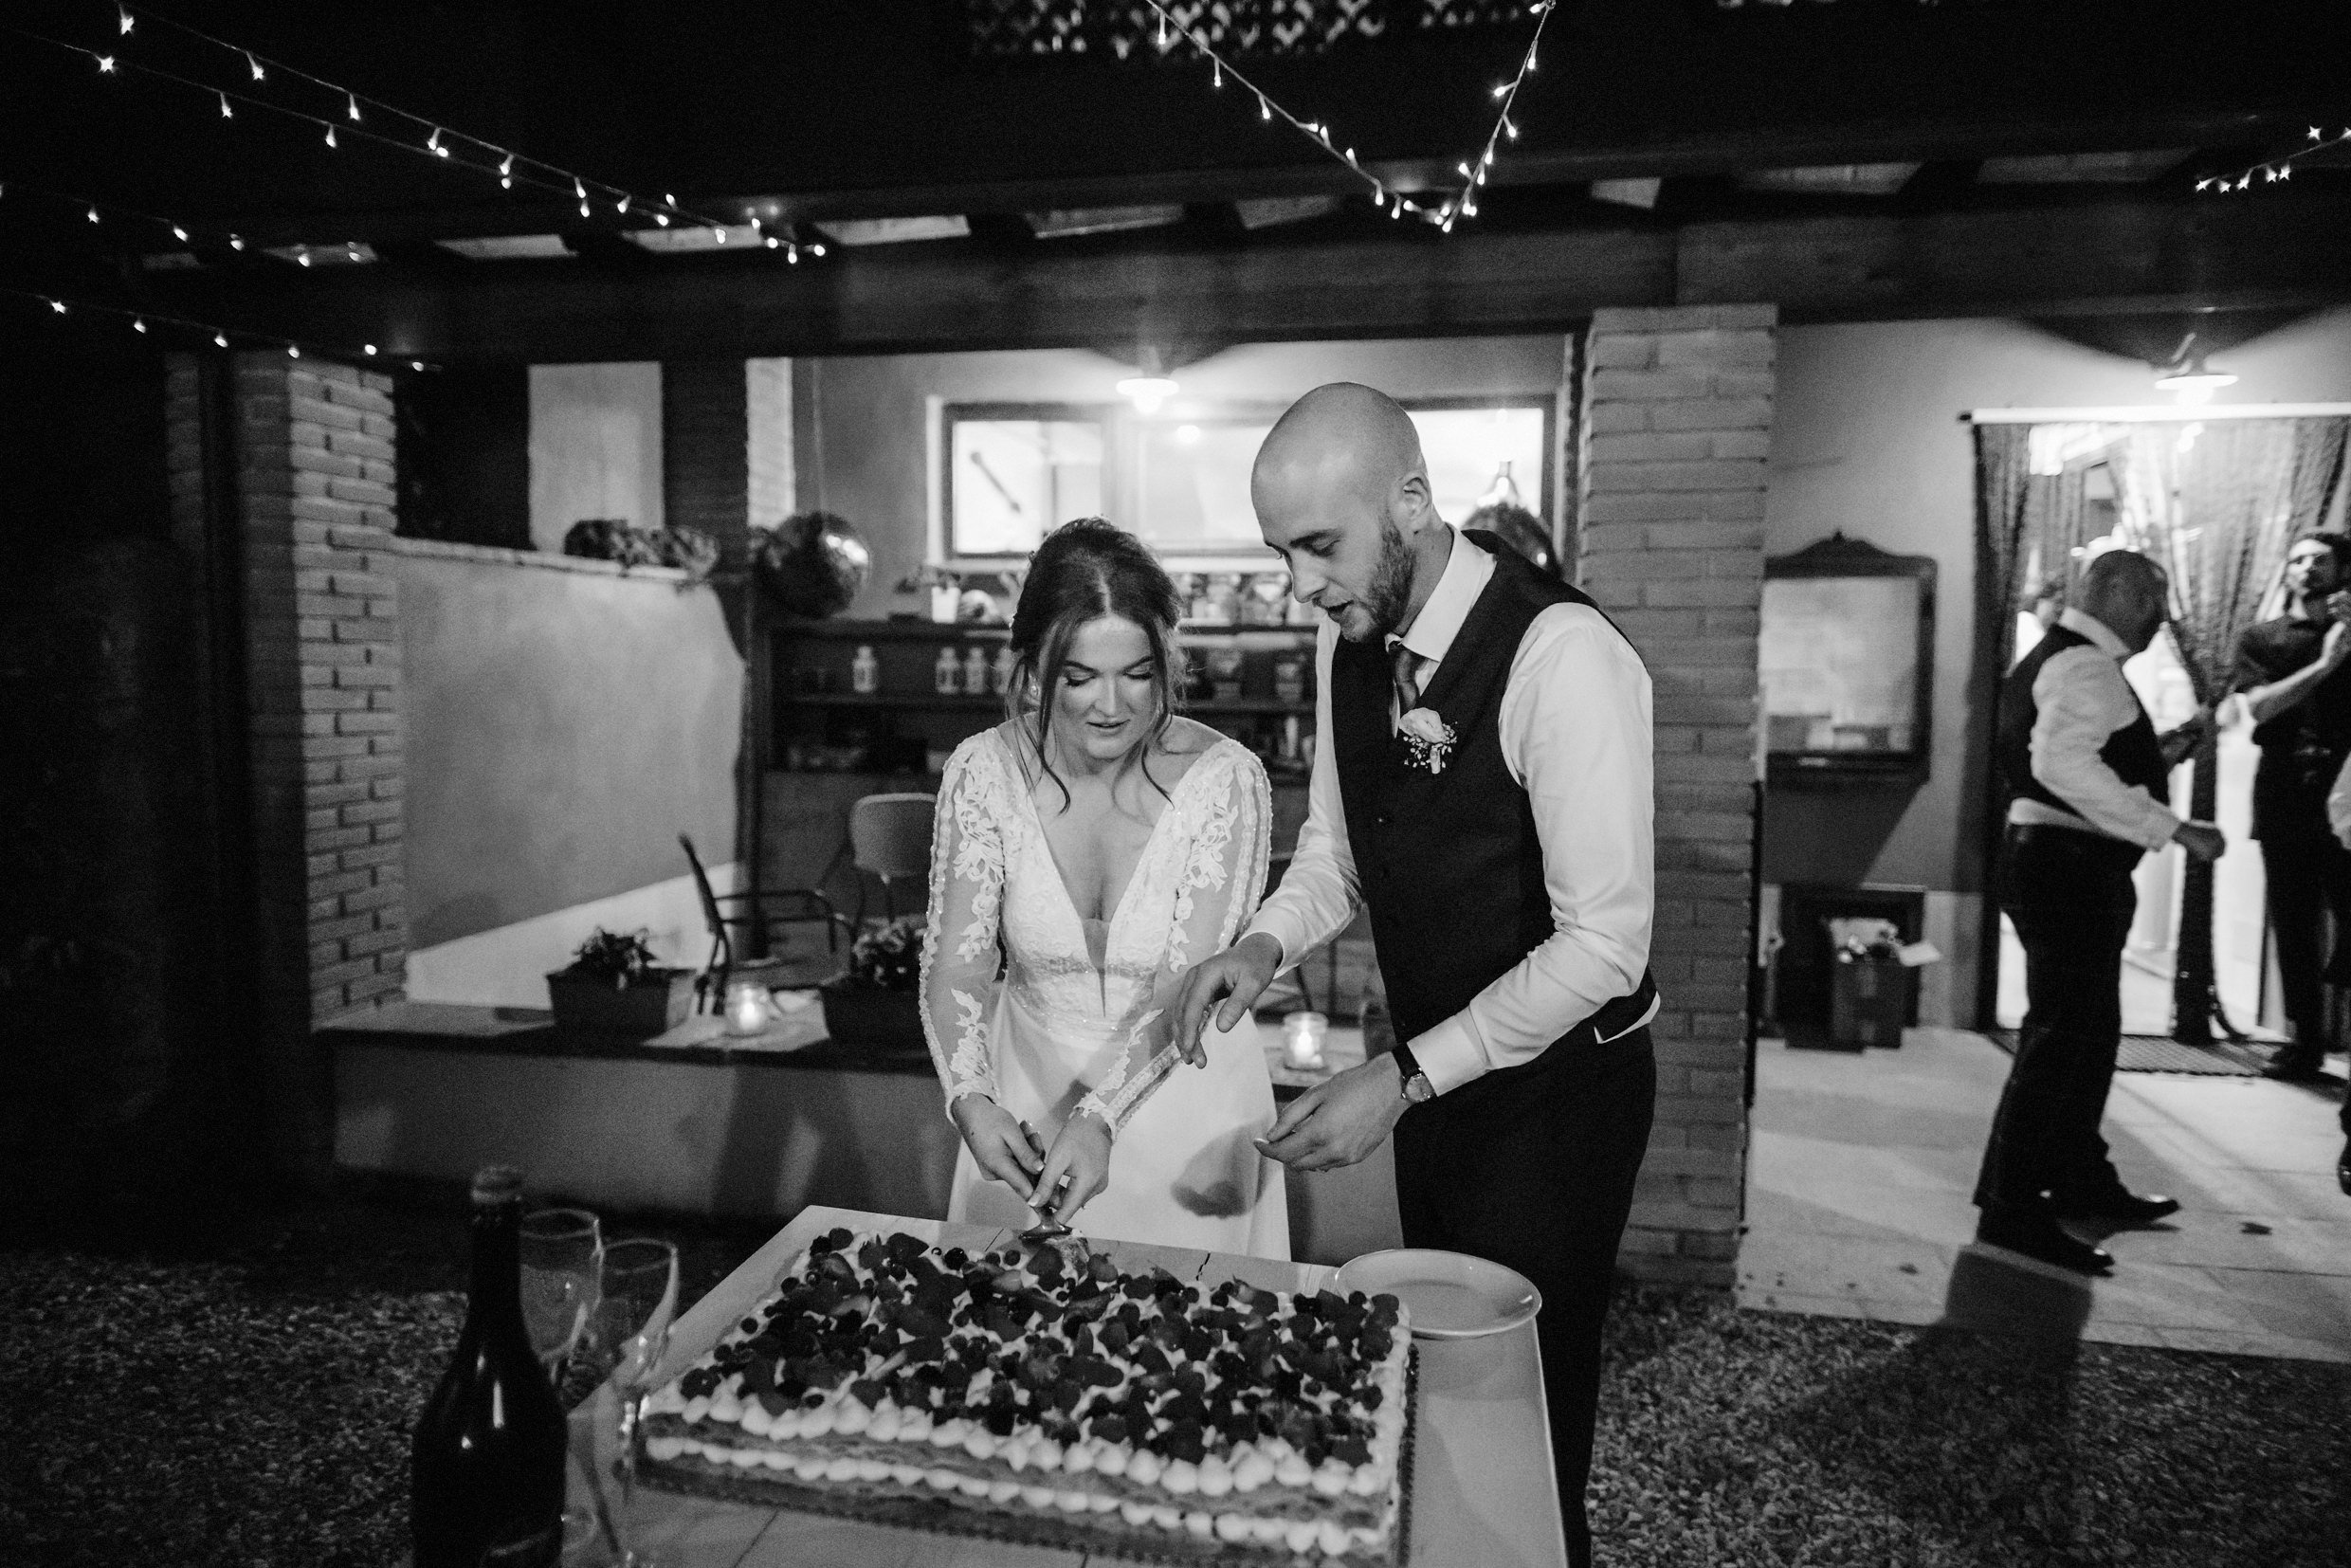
{"left": 1390, "top": 1041, "right": 1436, "bottom": 1104}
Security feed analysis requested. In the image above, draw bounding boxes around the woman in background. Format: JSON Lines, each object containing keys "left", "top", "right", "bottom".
{"left": 917, "top": 519, "right": 1289, "bottom": 1256}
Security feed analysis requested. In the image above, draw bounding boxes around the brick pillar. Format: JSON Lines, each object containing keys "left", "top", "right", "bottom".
{"left": 1577, "top": 305, "right": 1775, "bottom": 1288}
{"left": 212, "top": 352, "right": 407, "bottom": 1181}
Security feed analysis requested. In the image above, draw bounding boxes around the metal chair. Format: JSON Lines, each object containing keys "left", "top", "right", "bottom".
{"left": 679, "top": 832, "right": 853, "bottom": 1012}
{"left": 847, "top": 793, "right": 937, "bottom": 928}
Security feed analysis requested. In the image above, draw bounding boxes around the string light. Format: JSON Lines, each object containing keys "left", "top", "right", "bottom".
{"left": 2199, "top": 125, "right": 2351, "bottom": 193}
{"left": 9, "top": 284, "right": 433, "bottom": 368}
{"left": 1136, "top": 0, "right": 1558, "bottom": 228}
{"left": 17, "top": 12, "right": 812, "bottom": 264}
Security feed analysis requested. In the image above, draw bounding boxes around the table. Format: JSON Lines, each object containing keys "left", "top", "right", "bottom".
{"left": 581, "top": 1205, "right": 1566, "bottom": 1568}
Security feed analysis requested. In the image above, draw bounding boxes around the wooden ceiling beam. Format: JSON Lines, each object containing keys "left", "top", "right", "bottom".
{"left": 143, "top": 191, "right": 2351, "bottom": 364}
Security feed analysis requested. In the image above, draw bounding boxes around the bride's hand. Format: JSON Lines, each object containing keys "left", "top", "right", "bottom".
{"left": 1030, "top": 1111, "right": 1112, "bottom": 1221}
{"left": 950, "top": 1096, "right": 1043, "bottom": 1191}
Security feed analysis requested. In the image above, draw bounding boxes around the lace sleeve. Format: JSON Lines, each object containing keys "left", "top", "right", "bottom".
{"left": 1076, "top": 744, "right": 1273, "bottom": 1132}
{"left": 919, "top": 738, "right": 1007, "bottom": 1114}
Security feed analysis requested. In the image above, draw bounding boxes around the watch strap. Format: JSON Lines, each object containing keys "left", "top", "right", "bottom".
{"left": 1389, "top": 1039, "right": 1431, "bottom": 1099}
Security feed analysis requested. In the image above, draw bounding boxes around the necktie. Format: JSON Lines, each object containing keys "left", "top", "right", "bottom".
{"left": 1390, "top": 639, "right": 1422, "bottom": 723}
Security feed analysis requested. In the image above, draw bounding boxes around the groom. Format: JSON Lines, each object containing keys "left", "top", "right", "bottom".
{"left": 1171, "top": 383, "right": 1658, "bottom": 1568}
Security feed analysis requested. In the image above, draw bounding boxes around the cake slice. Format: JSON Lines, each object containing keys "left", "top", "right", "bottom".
{"left": 641, "top": 1228, "right": 1412, "bottom": 1559}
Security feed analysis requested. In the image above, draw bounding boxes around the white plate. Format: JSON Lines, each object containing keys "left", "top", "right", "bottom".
{"left": 1331, "top": 1249, "right": 1542, "bottom": 1340}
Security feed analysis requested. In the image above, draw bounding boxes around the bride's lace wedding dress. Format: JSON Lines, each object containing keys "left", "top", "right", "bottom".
{"left": 919, "top": 726, "right": 1291, "bottom": 1257}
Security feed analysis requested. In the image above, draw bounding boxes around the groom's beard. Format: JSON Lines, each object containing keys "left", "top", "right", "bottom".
{"left": 1354, "top": 521, "right": 1418, "bottom": 643}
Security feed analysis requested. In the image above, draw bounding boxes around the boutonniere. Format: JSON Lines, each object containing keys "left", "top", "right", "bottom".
{"left": 1397, "top": 707, "right": 1457, "bottom": 775}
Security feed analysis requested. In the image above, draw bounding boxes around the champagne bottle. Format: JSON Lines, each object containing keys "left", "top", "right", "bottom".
{"left": 411, "top": 1166, "right": 570, "bottom": 1567}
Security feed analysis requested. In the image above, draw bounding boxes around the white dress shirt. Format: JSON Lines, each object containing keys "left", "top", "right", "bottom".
{"left": 1244, "top": 529, "right": 1657, "bottom": 1096}
{"left": 2006, "top": 607, "right": 2180, "bottom": 851}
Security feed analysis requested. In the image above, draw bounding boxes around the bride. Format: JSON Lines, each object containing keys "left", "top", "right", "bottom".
{"left": 918, "top": 519, "right": 1290, "bottom": 1257}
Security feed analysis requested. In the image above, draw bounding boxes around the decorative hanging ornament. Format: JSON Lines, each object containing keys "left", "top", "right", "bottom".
{"left": 324, "top": 125, "right": 337, "bottom": 148}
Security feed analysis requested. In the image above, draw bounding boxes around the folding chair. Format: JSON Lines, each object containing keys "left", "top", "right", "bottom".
{"left": 680, "top": 832, "right": 854, "bottom": 1011}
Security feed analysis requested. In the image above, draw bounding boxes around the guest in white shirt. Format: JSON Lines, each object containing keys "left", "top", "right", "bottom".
{"left": 1975, "top": 549, "right": 2223, "bottom": 1274}
{"left": 1168, "top": 383, "right": 1656, "bottom": 1568}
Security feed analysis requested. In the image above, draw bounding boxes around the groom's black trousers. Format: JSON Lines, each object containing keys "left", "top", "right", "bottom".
{"left": 1391, "top": 1025, "right": 1656, "bottom": 1568}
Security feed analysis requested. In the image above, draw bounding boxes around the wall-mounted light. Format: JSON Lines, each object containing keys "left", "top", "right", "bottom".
{"left": 1115, "top": 347, "right": 1178, "bottom": 415}
{"left": 2153, "top": 332, "right": 2237, "bottom": 405}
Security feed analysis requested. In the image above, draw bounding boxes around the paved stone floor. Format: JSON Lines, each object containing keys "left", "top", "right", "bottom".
{"left": 1743, "top": 1025, "right": 2351, "bottom": 1363}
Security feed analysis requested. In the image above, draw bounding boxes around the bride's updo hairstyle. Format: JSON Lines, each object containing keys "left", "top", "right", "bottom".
{"left": 1008, "top": 518, "right": 1185, "bottom": 806}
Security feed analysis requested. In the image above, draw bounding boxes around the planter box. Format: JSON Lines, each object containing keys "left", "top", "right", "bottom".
{"left": 820, "top": 985, "right": 927, "bottom": 1054}
{"left": 545, "top": 968, "right": 696, "bottom": 1040}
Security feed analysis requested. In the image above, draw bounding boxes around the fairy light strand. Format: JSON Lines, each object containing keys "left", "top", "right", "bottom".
{"left": 0, "top": 176, "right": 259, "bottom": 256}
{"left": 15, "top": 11, "right": 809, "bottom": 260}
{"left": 1133, "top": 0, "right": 1559, "bottom": 229}
{"left": 101, "top": 4, "right": 778, "bottom": 250}
{"left": 2197, "top": 125, "right": 2351, "bottom": 193}
{"left": 4, "top": 284, "right": 431, "bottom": 370}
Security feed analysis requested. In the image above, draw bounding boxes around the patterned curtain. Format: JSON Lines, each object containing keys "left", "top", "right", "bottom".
{"left": 1973, "top": 421, "right": 2091, "bottom": 669}
{"left": 2099, "top": 416, "right": 2349, "bottom": 1041}
{"left": 2105, "top": 417, "right": 2351, "bottom": 704}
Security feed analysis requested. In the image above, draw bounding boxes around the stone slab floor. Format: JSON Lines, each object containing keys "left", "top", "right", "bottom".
{"left": 1744, "top": 1026, "right": 2351, "bottom": 1364}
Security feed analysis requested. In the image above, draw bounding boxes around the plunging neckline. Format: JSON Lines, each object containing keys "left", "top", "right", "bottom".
{"left": 993, "top": 727, "right": 1213, "bottom": 977}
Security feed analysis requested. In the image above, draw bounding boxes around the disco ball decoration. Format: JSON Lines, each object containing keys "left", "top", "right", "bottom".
{"left": 755, "top": 510, "right": 872, "bottom": 618}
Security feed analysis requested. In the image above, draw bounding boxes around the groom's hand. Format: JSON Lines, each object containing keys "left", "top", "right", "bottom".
{"left": 1255, "top": 1056, "right": 1407, "bottom": 1172}
{"left": 1169, "top": 932, "right": 1284, "bottom": 1068}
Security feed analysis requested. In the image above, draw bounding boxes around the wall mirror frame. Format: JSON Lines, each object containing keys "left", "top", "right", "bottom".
{"left": 937, "top": 393, "right": 1556, "bottom": 569}
{"left": 1760, "top": 532, "right": 1936, "bottom": 786}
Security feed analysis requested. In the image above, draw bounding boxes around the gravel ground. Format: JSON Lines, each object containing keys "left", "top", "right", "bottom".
{"left": 2, "top": 1192, "right": 2343, "bottom": 1568}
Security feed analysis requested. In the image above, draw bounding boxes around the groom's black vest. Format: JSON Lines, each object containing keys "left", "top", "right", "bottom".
{"left": 1331, "top": 532, "right": 1658, "bottom": 1057}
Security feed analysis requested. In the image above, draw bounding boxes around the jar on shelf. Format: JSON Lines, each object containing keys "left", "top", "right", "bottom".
{"left": 933, "top": 645, "right": 961, "bottom": 695}
{"left": 1272, "top": 653, "right": 1306, "bottom": 705}
{"left": 1207, "top": 646, "right": 1246, "bottom": 703}
{"left": 850, "top": 645, "right": 879, "bottom": 696}
{"left": 962, "top": 644, "right": 991, "bottom": 696}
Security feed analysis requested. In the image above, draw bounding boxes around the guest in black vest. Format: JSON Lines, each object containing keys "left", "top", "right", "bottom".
{"left": 1170, "top": 384, "right": 1658, "bottom": 1568}
{"left": 1977, "top": 549, "right": 2224, "bottom": 1274}
{"left": 2232, "top": 531, "right": 2351, "bottom": 1082}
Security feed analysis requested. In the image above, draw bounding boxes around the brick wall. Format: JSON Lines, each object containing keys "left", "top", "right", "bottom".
{"left": 1576, "top": 305, "right": 1775, "bottom": 1289}
{"left": 167, "top": 352, "right": 407, "bottom": 1179}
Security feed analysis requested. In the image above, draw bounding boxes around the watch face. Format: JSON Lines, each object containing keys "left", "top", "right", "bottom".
{"left": 1405, "top": 1073, "right": 1435, "bottom": 1103}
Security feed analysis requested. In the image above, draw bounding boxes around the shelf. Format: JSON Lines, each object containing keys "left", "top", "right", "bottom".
{"left": 772, "top": 617, "right": 1314, "bottom": 643}
{"left": 776, "top": 692, "right": 1312, "bottom": 715}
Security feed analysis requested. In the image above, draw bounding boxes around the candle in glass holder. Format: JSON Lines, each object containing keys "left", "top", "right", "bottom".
{"left": 1283, "top": 1011, "right": 1328, "bottom": 1071}
{"left": 724, "top": 978, "right": 774, "bottom": 1035}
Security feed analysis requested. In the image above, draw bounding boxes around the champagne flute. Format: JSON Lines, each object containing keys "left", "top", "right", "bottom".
{"left": 584, "top": 1238, "right": 680, "bottom": 1568}
{"left": 519, "top": 1208, "right": 605, "bottom": 1559}
{"left": 519, "top": 1208, "right": 603, "bottom": 1395}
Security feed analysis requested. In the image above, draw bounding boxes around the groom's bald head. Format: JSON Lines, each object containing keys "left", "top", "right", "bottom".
{"left": 1252, "top": 383, "right": 1428, "bottom": 518}
{"left": 1252, "top": 384, "right": 1449, "bottom": 643}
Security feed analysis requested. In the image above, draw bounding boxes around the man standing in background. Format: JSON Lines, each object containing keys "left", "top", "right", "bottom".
{"left": 2234, "top": 532, "right": 2351, "bottom": 1083}
{"left": 1977, "top": 549, "right": 2224, "bottom": 1274}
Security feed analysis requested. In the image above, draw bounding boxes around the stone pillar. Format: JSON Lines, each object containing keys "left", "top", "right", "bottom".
{"left": 1576, "top": 305, "right": 1776, "bottom": 1288}
{"left": 181, "top": 352, "right": 407, "bottom": 1181}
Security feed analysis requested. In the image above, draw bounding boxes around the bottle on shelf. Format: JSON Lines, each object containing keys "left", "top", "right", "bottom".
{"left": 962, "top": 644, "right": 991, "bottom": 697}
{"left": 992, "top": 645, "right": 1018, "bottom": 697}
{"left": 410, "top": 1166, "right": 570, "bottom": 1568}
{"left": 850, "top": 645, "right": 879, "bottom": 696}
{"left": 933, "top": 645, "right": 961, "bottom": 695}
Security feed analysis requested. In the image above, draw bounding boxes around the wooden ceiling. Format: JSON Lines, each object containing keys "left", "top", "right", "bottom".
{"left": 5, "top": 0, "right": 2348, "bottom": 361}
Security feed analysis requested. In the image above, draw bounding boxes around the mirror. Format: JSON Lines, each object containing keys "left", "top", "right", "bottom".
{"left": 1760, "top": 533, "right": 1936, "bottom": 784}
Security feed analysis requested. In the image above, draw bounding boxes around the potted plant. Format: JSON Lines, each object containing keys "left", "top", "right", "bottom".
{"left": 820, "top": 916, "right": 928, "bottom": 1052}
{"left": 545, "top": 927, "right": 695, "bottom": 1038}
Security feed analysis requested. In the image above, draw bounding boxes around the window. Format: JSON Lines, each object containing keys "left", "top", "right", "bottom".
{"left": 938, "top": 395, "right": 1553, "bottom": 565}
{"left": 942, "top": 405, "right": 1108, "bottom": 560}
